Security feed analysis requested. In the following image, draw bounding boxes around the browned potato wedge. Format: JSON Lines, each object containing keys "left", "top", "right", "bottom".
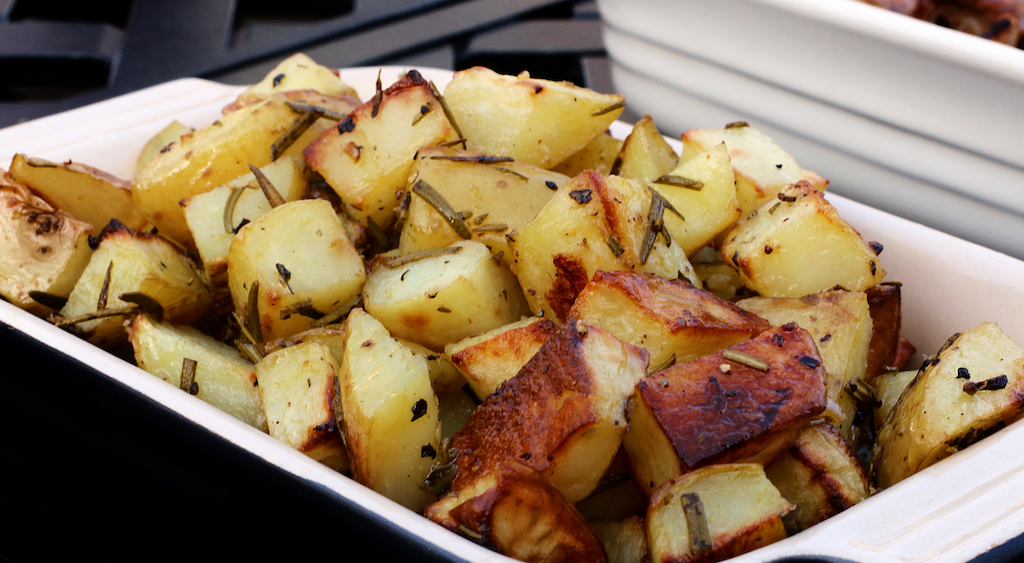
{"left": 569, "top": 270, "right": 770, "bottom": 373}
{"left": 681, "top": 123, "right": 828, "bottom": 219}
{"left": 398, "top": 146, "right": 567, "bottom": 261}
{"left": 874, "top": 322, "right": 1024, "bottom": 489}
{"left": 60, "top": 221, "right": 213, "bottom": 348}
{"left": 764, "top": 422, "right": 870, "bottom": 532}
{"left": 0, "top": 171, "right": 92, "bottom": 314}
{"left": 451, "top": 320, "right": 649, "bottom": 503}
{"left": 589, "top": 516, "right": 648, "bottom": 563}
{"left": 426, "top": 459, "right": 609, "bottom": 563}
{"left": 135, "top": 120, "right": 194, "bottom": 175}
{"left": 127, "top": 314, "right": 267, "bottom": 431}
{"left": 624, "top": 324, "right": 827, "bottom": 496}
{"left": 551, "top": 130, "right": 623, "bottom": 177}
{"left": 647, "top": 464, "right": 793, "bottom": 563}
{"left": 337, "top": 308, "right": 441, "bottom": 511}
{"left": 508, "top": 171, "right": 699, "bottom": 322}
{"left": 10, "top": 153, "right": 146, "bottom": 235}
{"left": 304, "top": 70, "right": 460, "bottom": 229}
{"left": 442, "top": 66, "right": 625, "bottom": 169}
{"left": 611, "top": 115, "right": 679, "bottom": 181}
{"left": 227, "top": 199, "right": 366, "bottom": 343}
{"left": 720, "top": 181, "right": 886, "bottom": 298}
{"left": 445, "top": 316, "right": 558, "bottom": 400}
{"left": 865, "top": 282, "right": 903, "bottom": 381}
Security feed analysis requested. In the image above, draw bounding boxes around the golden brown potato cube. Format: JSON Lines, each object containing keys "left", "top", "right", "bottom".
{"left": 227, "top": 199, "right": 366, "bottom": 343}
{"left": 647, "top": 464, "right": 793, "bottom": 563}
{"left": 873, "top": 322, "right": 1024, "bottom": 489}
{"left": 569, "top": 270, "right": 770, "bottom": 373}
{"left": 720, "top": 181, "right": 886, "bottom": 298}
{"left": 551, "top": 130, "right": 623, "bottom": 177}
{"left": 398, "top": 146, "right": 566, "bottom": 261}
{"left": 624, "top": 324, "right": 827, "bottom": 496}
{"left": 0, "top": 171, "right": 92, "bottom": 315}
{"left": 60, "top": 221, "right": 212, "bottom": 348}
{"left": 865, "top": 282, "right": 903, "bottom": 381}
{"left": 764, "top": 422, "right": 870, "bottom": 532}
{"left": 426, "top": 459, "right": 609, "bottom": 563}
{"left": 135, "top": 120, "right": 194, "bottom": 176}
{"left": 738, "top": 289, "right": 873, "bottom": 442}
{"left": 442, "top": 66, "right": 625, "bottom": 169}
{"left": 133, "top": 93, "right": 307, "bottom": 246}
{"left": 681, "top": 123, "right": 828, "bottom": 219}
{"left": 304, "top": 70, "right": 459, "bottom": 228}
{"left": 652, "top": 143, "right": 742, "bottom": 257}
{"left": 445, "top": 316, "right": 558, "bottom": 400}
{"left": 337, "top": 308, "right": 440, "bottom": 511}
{"left": 127, "top": 314, "right": 267, "bottom": 431}
{"left": 232, "top": 53, "right": 359, "bottom": 107}
{"left": 508, "top": 170, "right": 699, "bottom": 322}
{"left": 589, "top": 516, "right": 648, "bottom": 563}
{"left": 362, "top": 240, "right": 530, "bottom": 352}
{"left": 611, "top": 115, "right": 679, "bottom": 181}
{"left": 10, "top": 153, "right": 146, "bottom": 235}
{"left": 255, "top": 340, "right": 348, "bottom": 472}
{"left": 452, "top": 320, "right": 649, "bottom": 503}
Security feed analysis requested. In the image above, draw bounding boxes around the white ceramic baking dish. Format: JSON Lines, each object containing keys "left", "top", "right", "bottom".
{"left": 2, "top": 66, "right": 1024, "bottom": 562}
{"left": 597, "top": 0, "right": 1024, "bottom": 261}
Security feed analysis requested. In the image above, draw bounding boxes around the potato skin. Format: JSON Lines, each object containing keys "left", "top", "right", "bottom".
{"left": 865, "top": 283, "right": 903, "bottom": 381}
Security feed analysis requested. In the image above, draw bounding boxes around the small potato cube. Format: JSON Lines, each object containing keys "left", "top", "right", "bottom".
{"left": 227, "top": 199, "right": 366, "bottom": 343}
{"left": 569, "top": 271, "right": 770, "bottom": 373}
{"left": 720, "top": 181, "right": 886, "bottom": 298}
{"left": 551, "top": 130, "right": 623, "bottom": 177}
{"left": 652, "top": 143, "right": 742, "bottom": 257}
{"left": 611, "top": 115, "right": 679, "bottom": 181}
{"left": 873, "top": 322, "right": 1024, "bottom": 489}
{"left": 338, "top": 308, "right": 441, "bottom": 511}
{"left": 10, "top": 153, "right": 146, "bottom": 235}
{"left": 624, "top": 324, "right": 827, "bottom": 496}
{"left": 590, "top": 516, "right": 648, "bottom": 563}
{"left": 304, "top": 70, "right": 459, "bottom": 228}
{"left": 0, "top": 172, "right": 92, "bottom": 315}
{"left": 60, "top": 221, "right": 213, "bottom": 348}
{"left": 127, "top": 314, "right": 267, "bottom": 431}
{"left": 396, "top": 337, "right": 466, "bottom": 394}
{"left": 508, "top": 171, "right": 699, "bottom": 322}
{"left": 398, "top": 146, "right": 566, "bottom": 261}
{"left": 442, "top": 66, "right": 625, "bottom": 169}
{"left": 135, "top": 120, "right": 194, "bottom": 175}
{"left": 425, "top": 459, "right": 608, "bottom": 563}
{"left": 255, "top": 340, "right": 348, "bottom": 471}
{"left": 647, "top": 464, "right": 793, "bottom": 563}
{"left": 681, "top": 123, "right": 828, "bottom": 218}
{"left": 873, "top": 369, "right": 917, "bottom": 430}
{"left": 362, "top": 240, "right": 530, "bottom": 352}
{"left": 451, "top": 320, "right": 649, "bottom": 503}
{"left": 445, "top": 316, "right": 558, "bottom": 400}
{"left": 738, "top": 289, "right": 873, "bottom": 442}
{"left": 764, "top": 422, "right": 870, "bottom": 532}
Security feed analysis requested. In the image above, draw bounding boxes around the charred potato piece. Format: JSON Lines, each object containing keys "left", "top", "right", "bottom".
{"left": 569, "top": 270, "right": 770, "bottom": 372}
{"left": 127, "top": 313, "right": 267, "bottom": 431}
{"left": 764, "top": 422, "right": 870, "bottom": 532}
{"left": 451, "top": 320, "right": 649, "bottom": 503}
{"left": 426, "top": 459, "right": 609, "bottom": 563}
{"left": 0, "top": 171, "right": 92, "bottom": 315}
{"left": 874, "top": 322, "right": 1024, "bottom": 488}
{"left": 865, "top": 282, "right": 903, "bottom": 381}
{"left": 337, "top": 308, "right": 441, "bottom": 511}
{"left": 611, "top": 115, "right": 679, "bottom": 181}
{"left": 508, "top": 171, "right": 699, "bottom": 323}
{"left": 10, "top": 154, "right": 146, "bottom": 235}
{"left": 304, "top": 70, "right": 459, "bottom": 229}
{"left": 445, "top": 316, "right": 558, "bottom": 400}
{"left": 551, "top": 131, "right": 623, "bottom": 177}
{"left": 647, "top": 464, "right": 793, "bottom": 563}
{"left": 720, "top": 181, "right": 886, "bottom": 298}
{"left": 624, "top": 324, "right": 827, "bottom": 496}
{"left": 442, "top": 66, "right": 625, "bottom": 169}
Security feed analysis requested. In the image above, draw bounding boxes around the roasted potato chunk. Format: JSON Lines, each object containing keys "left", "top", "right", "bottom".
{"left": 135, "top": 120, "right": 194, "bottom": 175}
{"left": 873, "top": 369, "right": 917, "bottom": 430}
{"left": 451, "top": 320, "right": 649, "bottom": 503}
{"left": 426, "top": 459, "right": 609, "bottom": 563}
{"left": 873, "top": 322, "right": 1024, "bottom": 489}
{"left": 569, "top": 271, "right": 770, "bottom": 373}
{"left": 611, "top": 115, "right": 679, "bottom": 181}
{"left": 231, "top": 52, "right": 359, "bottom": 108}
{"left": 551, "top": 130, "right": 622, "bottom": 177}
{"left": 589, "top": 516, "right": 648, "bottom": 563}
{"left": 624, "top": 324, "right": 827, "bottom": 496}
{"left": 646, "top": 464, "right": 793, "bottom": 563}
{"left": 720, "top": 181, "right": 886, "bottom": 298}
{"left": 445, "top": 316, "right": 558, "bottom": 401}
